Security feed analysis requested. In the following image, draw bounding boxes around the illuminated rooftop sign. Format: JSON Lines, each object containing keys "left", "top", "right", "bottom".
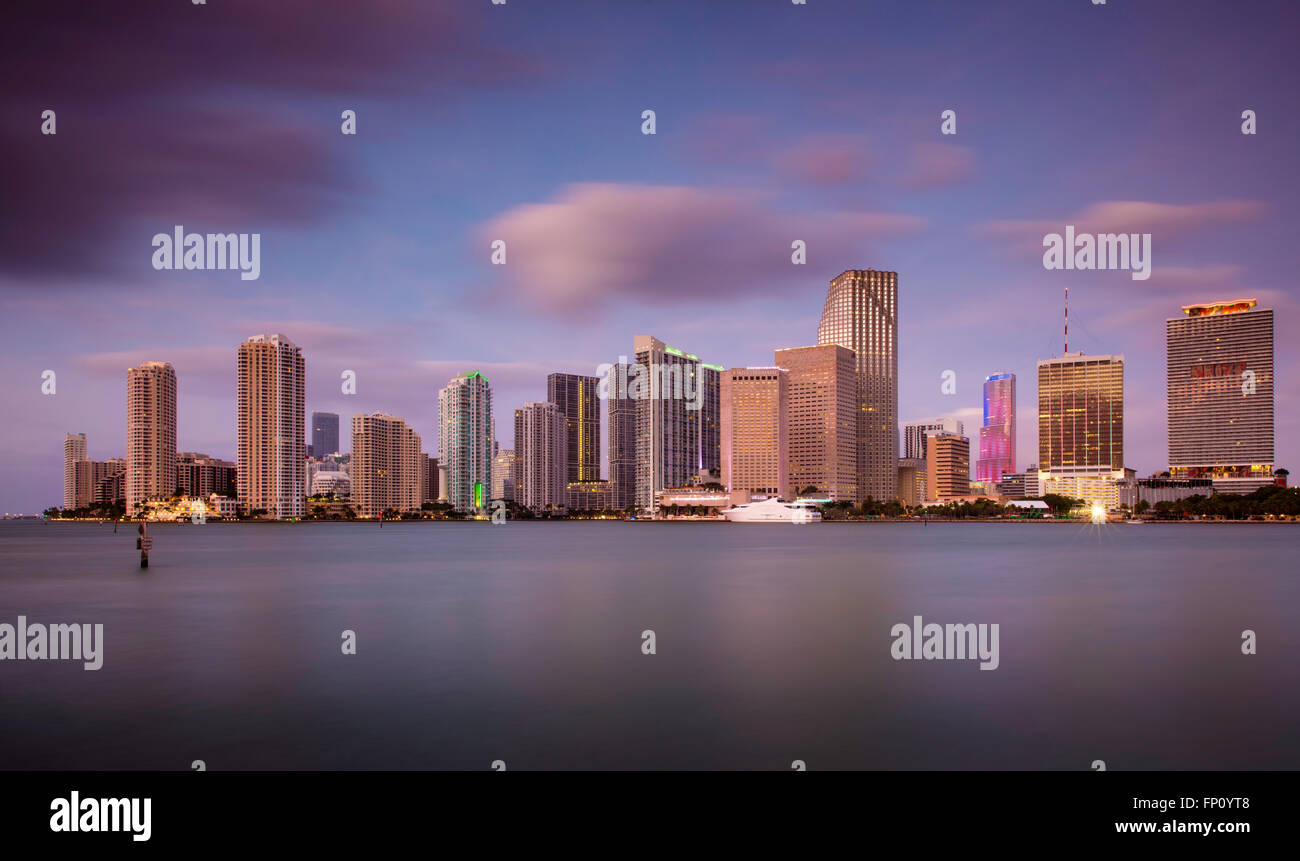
{"left": 1181, "top": 298, "right": 1257, "bottom": 317}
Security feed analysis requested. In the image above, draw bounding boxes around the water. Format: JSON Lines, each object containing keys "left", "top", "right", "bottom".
{"left": 1, "top": 520, "right": 1296, "bottom": 770}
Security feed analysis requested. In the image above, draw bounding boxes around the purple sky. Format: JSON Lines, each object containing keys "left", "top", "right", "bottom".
{"left": 2, "top": 0, "right": 1297, "bottom": 513}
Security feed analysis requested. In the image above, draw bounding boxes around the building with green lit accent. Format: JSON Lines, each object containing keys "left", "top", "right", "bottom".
{"left": 438, "top": 370, "right": 493, "bottom": 513}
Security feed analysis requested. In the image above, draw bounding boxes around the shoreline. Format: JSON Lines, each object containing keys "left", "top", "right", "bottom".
{"left": 26, "top": 517, "right": 1299, "bottom": 525}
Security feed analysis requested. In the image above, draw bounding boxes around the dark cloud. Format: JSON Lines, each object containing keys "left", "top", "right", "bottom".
{"left": 1, "top": 0, "right": 545, "bottom": 282}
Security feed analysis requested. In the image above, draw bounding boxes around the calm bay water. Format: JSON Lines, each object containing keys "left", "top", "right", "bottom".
{"left": 1, "top": 520, "right": 1297, "bottom": 770}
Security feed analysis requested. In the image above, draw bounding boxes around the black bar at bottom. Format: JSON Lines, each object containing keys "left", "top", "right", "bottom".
{"left": 2, "top": 771, "right": 1278, "bottom": 848}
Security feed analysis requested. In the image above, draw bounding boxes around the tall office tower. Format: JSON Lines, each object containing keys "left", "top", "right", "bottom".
{"left": 126, "top": 361, "right": 178, "bottom": 515}
{"left": 925, "top": 433, "right": 971, "bottom": 501}
{"left": 350, "top": 413, "right": 423, "bottom": 517}
{"left": 818, "top": 269, "right": 899, "bottom": 502}
{"left": 608, "top": 363, "right": 637, "bottom": 510}
{"left": 64, "top": 433, "right": 87, "bottom": 509}
{"left": 491, "top": 449, "right": 516, "bottom": 502}
{"left": 976, "top": 372, "right": 1016, "bottom": 483}
{"left": 547, "top": 373, "right": 600, "bottom": 482}
{"left": 237, "top": 334, "right": 306, "bottom": 520}
{"left": 311, "top": 411, "right": 340, "bottom": 458}
{"left": 698, "top": 363, "right": 723, "bottom": 477}
{"left": 720, "top": 367, "right": 788, "bottom": 500}
{"left": 438, "top": 370, "right": 493, "bottom": 512}
{"left": 514, "top": 402, "right": 568, "bottom": 511}
{"left": 1037, "top": 352, "right": 1124, "bottom": 474}
{"left": 176, "top": 452, "right": 237, "bottom": 498}
{"left": 773, "top": 345, "right": 858, "bottom": 502}
{"left": 632, "top": 336, "right": 719, "bottom": 510}
{"left": 902, "top": 417, "right": 965, "bottom": 461}
{"left": 1167, "top": 299, "right": 1274, "bottom": 493}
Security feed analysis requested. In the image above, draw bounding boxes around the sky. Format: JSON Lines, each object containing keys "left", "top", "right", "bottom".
{"left": 2, "top": 0, "right": 1297, "bottom": 513}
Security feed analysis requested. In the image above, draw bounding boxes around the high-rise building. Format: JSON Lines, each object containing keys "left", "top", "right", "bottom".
{"left": 350, "top": 413, "right": 423, "bottom": 517}
{"left": 1166, "top": 299, "right": 1274, "bottom": 493}
{"left": 720, "top": 367, "right": 788, "bottom": 500}
{"left": 608, "top": 363, "right": 637, "bottom": 511}
{"left": 176, "top": 452, "right": 237, "bottom": 498}
{"left": 126, "top": 361, "right": 178, "bottom": 515}
{"left": 897, "top": 457, "right": 926, "bottom": 507}
{"left": 64, "top": 433, "right": 126, "bottom": 511}
{"left": 438, "top": 370, "right": 493, "bottom": 512}
{"left": 514, "top": 402, "right": 567, "bottom": 511}
{"left": 1037, "top": 352, "right": 1124, "bottom": 474}
{"left": 75, "top": 458, "right": 126, "bottom": 510}
{"left": 92, "top": 461, "right": 126, "bottom": 508}
{"left": 547, "top": 373, "right": 600, "bottom": 483}
{"left": 632, "top": 336, "right": 720, "bottom": 511}
{"left": 698, "top": 363, "right": 723, "bottom": 477}
{"left": 425, "top": 456, "right": 440, "bottom": 504}
{"left": 925, "top": 433, "right": 970, "bottom": 501}
{"left": 818, "top": 269, "right": 899, "bottom": 502}
{"left": 977, "top": 372, "right": 1016, "bottom": 483}
{"left": 237, "top": 334, "right": 306, "bottom": 519}
{"left": 311, "top": 411, "right": 340, "bottom": 458}
{"left": 774, "top": 344, "right": 857, "bottom": 501}
{"left": 63, "top": 433, "right": 87, "bottom": 509}
{"left": 491, "top": 449, "right": 516, "bottom": 502}
{"left": 1036, "top": 351, "right": 1124, "bottom": 508}
{"left": 902, "top": 418, "right": 965, "bottom": 461}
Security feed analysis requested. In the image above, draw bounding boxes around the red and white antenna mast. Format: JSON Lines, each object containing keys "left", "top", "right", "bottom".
{"left": 1064, "top": 286, "right": 1069, "bottom": 354}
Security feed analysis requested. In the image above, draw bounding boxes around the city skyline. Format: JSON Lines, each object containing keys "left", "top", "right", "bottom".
{"left": 31, "top": 291, "right": 1285, "bottom": 513}
{"left": 4, "top": 0, "right": 1299, "bottom": 512}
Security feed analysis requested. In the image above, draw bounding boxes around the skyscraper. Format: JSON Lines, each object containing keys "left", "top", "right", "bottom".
{"left": 1166, "top": 299, "right": 1274, "bottom": 493}
{"left": 976, "top": 372, "right": 1016, "bottom": 483}
{"left": 64, "top": 433, "right": 87, "bottom": 510}
{"left": 491, "top": 449, "right": 516, "bottom": 502}
{"left": 1036, "top": 351, "right": 1125, "bottom": 508}
{"left": 698, "top": 363, "right": 723, "bottom": 477}
{"left": 818, "top": 269, "right": 899, "bottom": 502}
{"left": 902, "top": 418, "right": 965, "bottom": 461}
{"left": 547, "top": 373, "right": 600, "bottom": 482}
{"left": 514, "top": 402, "right": 568, "bottom": 512}
{"left": 632, "top": 335, "right": 720, "bottom": 511}
{"left": 774, "top": 344, "right": 857, "bottom": 502}
{"left": 720, "top": 367, "right": 788, "bottom": 500}
{"left": 350, "top": 412, "right": 424, "bottom": 517}
{"left": 925, "top": 433, "right": 971, "bottom": 502}
{"left": 438, "top": 370, "right": 493, "bottom": 512}
{"left": 311, "top": 411, "right": 340, "bottom": 458}
{"left": 608, "top": 363, "right": 637, "bottom": 511}
{"left": 126, "top": 361, "right": 177, "bottom": 515}
{"left": 1037, "top": 352, "right": 1124, "bottom": 473}
{"left": 237, "top": 334, "right": 306, "bottom": 519}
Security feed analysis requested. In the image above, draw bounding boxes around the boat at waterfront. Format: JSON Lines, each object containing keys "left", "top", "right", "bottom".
{"left": 722, "top": 498, "right": 822, "bottom": 523}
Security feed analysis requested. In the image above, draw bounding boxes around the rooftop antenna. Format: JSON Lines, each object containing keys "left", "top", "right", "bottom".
{"left": 1064, "top": 286, "right": 1069, "bottom": 354}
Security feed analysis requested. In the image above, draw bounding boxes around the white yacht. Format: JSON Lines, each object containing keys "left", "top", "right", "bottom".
{"left": 722, "top": 497, "right": 822, "bottom": 523}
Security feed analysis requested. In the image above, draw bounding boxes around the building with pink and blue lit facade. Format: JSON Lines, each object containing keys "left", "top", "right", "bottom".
{"left": 977, "top": 372, "right": 1016, "bottom": 484}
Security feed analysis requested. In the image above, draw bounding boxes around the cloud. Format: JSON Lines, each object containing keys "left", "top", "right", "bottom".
{"left": 480, "top": 183, "right": 925, "bottom": 313}
{"left": 0, "top": 110, "right": 356, "bottom": 281}
{"left": 772, "top": 134, "right": 871, "bottom": 185}
{"left": 902, "top": 142, "right": 975, "bottom": 189}
{"left": 981, "top": 199, "right": 1270, "bottom": 251}
{"left": 1, "top": 0, "right": 545, "bottom": 283}
{"left": 76, "top": 347, "right": 233, "bottom": 390}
